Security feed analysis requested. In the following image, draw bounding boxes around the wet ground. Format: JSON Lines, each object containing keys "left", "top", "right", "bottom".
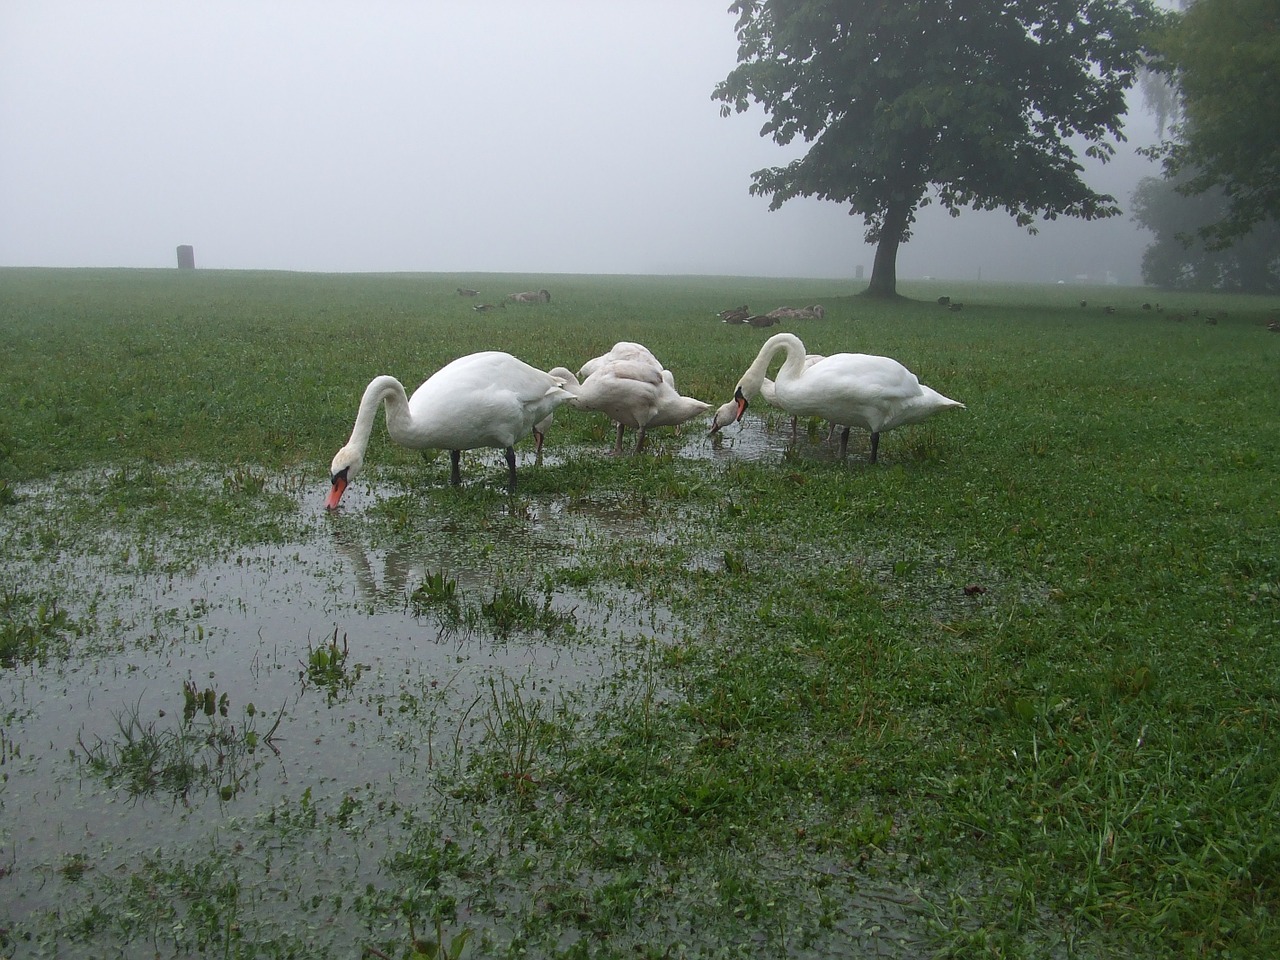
{"left": 1, "top": 420, "right": 928, "bottom": 956}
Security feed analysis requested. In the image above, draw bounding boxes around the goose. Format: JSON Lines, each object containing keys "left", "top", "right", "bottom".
{"left": 557, "top": 362, "right": 710, "bottom": 454}
{"left": 325, "top": 352, "right": 573, "bottom": 509}
{"left": 709, "top": 332, "right": 963, "bottom": 464}
{"left": 507, "top": 289, "right": 551, "bottom": 303}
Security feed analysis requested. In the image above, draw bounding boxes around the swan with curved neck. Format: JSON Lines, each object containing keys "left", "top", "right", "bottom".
{"left": 709, "top": 332, "right": 963, "bottom": 463}
{"left": 326, "top": 351, "right": 572, "bottom": 509}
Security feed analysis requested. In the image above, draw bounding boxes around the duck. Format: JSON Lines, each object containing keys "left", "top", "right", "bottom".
{"left": 709, "top": 332, "right": 963, "bottom": 464}
{"left": 718, "top": 305, "right": 750, "bottom": 324}
{"left": 557, "top": 358, "right": 710, "bottom": 454}
{"left": 325, "top": 352, "right": 573, "bottom": 508}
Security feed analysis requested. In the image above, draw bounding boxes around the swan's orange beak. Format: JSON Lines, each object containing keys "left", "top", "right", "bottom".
{"left": 710, "top": 388, "right": 749, "bottom": 435}
{"left": 325, "top": 469, "right": 348, "bottom": 510}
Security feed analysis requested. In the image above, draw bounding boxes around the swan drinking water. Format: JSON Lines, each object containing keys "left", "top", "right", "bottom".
{"left": 709, "top": 333, "right": 963, "bottom": 464}
{"left": 325, "top": 351, "right": 573, "bottom": 509}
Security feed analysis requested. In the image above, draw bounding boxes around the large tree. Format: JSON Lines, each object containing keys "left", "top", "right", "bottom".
{"left": 713, "top": 0, "right": 1164, "bottom": 297}
{"left": 1147, "top": 0, "right": 1280, "bottom": 248}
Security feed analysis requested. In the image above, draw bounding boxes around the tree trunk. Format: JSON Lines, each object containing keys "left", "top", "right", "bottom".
{"left": 865, "top": 200, "right": 911, "bottom": 298}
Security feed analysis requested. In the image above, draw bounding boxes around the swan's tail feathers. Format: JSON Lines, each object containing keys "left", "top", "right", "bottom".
{"left": 547, "top": 367, "right": 579, "bottom": 392}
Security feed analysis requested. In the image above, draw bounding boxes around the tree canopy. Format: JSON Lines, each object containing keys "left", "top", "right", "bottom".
{"left": 713, "top": 0, "right": 1164, "bottom": 297}
{"left": 1148, "top": 0, "right": 1280, "bottom": 247}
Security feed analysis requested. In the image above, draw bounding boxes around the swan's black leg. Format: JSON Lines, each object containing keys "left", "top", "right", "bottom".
{"left": 869, "top": 432, "right": 880, "bottom": 464}
{"left": 634, "top": 427, "right": 648, "bottom": 454}
{"left": 450, "top": 449, "right": 462, "bottom": 486}
{"left": 611, "top": 422, "right": 625, "bottom": 455}
{"left": 504, "top": 447, "right": 517, "bottom": 491}
{"left": 838, "top": 426, "right": 850, "bottom": 460}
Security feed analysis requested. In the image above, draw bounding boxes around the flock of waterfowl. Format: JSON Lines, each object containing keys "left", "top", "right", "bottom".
{"left": 324, "top": 297, "right": 966, "bottom": 510}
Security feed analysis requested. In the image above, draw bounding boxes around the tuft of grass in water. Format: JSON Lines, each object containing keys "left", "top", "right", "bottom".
{"left": 301, "top": 628, "right": 365, "bottom": 701}
{"left": 0, "top": 586, "right": 77, "bottom": 666}
{"left": 408, "top": 568, "right": 462, "bottom": 625}
{"left": 78, "top": 687, "right": 282, "bottom": 802}
{"left": 477, "top": 582, "right": 573, "bottom": 639}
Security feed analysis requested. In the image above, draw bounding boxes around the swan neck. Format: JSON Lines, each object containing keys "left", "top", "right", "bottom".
{"left": 346, "top": 376, "right": 410, "bottom": 453}
{"left": 738, "top": 334, "right": 805, "bottom": 399}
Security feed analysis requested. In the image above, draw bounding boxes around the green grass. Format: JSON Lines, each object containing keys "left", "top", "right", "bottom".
{"left": 1, "top": 267, "right": 1278, "bottom": 957}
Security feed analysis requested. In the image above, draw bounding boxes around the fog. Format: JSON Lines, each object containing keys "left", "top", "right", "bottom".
{"left": 1, "top": 1, "right": 1164, "bottom": 284}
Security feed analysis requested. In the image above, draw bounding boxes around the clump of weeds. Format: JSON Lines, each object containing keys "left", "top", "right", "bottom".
{"left": 221, "top": 464, "right": 269, "bottom": 496}
{"left": 0, "top": 586, "right": 77, "bottom": 665}
{"left": 477, "top": 582, "right": 573, "bottom": 639}
{"left": 408, "top": 569, "right": 462, "bottom": 624}
{"left": 78, "top": 684, "right": 283, "bottom": 802}
{"left": 302, "top": 628, "right": 365, "bottom": 701}
{"left": 458, "top": 675, "right": 573, "bottom": 801}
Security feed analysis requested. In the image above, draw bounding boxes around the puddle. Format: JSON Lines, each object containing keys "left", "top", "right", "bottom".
{"left": 683, "top": 412, "right": 870, "bottom": 464}
{"left": 0, "top": 468, "right": 684, "bottom": 942}
{"left": 0, "top": 456, "right": 947, "bottom": 957}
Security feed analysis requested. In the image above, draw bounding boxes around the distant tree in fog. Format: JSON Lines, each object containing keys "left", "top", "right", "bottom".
{"left": 1133, "top": 173, "right": 1280, "bottom": 293}
{"left": 713, "top": 0, "right": 1165, "bottom": 298}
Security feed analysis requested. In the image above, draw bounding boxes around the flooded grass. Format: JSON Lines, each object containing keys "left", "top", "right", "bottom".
{"left": 1, "top": 464, "right": 692, "bottom": 956}
{"left": 2, "top": 270, "right": 1278, "bottom": 957}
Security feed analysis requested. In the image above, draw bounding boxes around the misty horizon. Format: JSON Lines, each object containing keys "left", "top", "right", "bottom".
{"left": 1, "top": 2, "right": 1164, "bottom": 285}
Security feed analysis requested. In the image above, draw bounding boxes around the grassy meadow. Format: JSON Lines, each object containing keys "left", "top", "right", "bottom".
{"left": 1, "top": 267, "right": 1278, "bottom": 958}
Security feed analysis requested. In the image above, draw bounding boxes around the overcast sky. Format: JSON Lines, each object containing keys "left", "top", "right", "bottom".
{"left": 1, "top": 1, "right": 1165, "bottom": 283}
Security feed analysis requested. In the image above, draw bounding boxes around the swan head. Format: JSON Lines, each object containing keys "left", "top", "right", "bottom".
{"left": 325, "top": 444, "right": 364, "bottom": 510}
{"left": 708, "top": 387, "right": 748, "bottom": 433}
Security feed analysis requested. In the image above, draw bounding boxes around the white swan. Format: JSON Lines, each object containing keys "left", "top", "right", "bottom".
{"left": 557, "top": 361, "right": 710, "bottom": 454}
{"left": 325, "top": 351, "right": 573, "bottom": 508}
{"left": 709, "top": 332, "right": 963, "bottom": 463}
